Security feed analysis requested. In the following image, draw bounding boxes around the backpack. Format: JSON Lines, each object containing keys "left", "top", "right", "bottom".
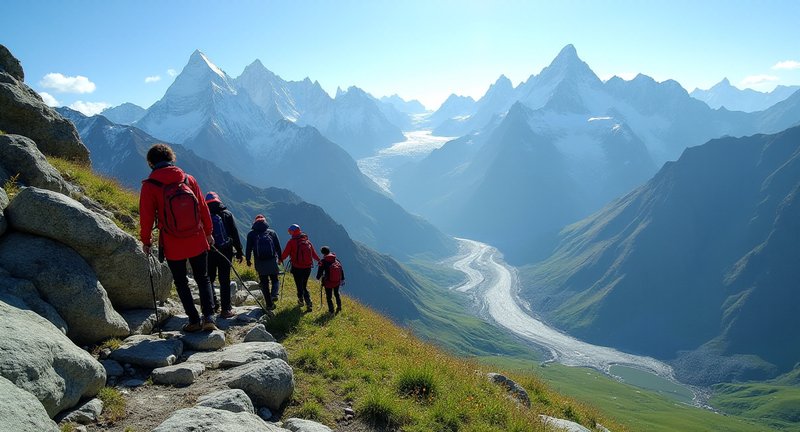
{"left": 294, "top": 236, "right": 314, "bottom": 267}
{"left": 325, "top": 259, "right": 344, "bottom": 287}
{"left": 146, "top": 175, "right": 202, "bottom": 238}
{"left": 254, "top": 231, "right": 275, "bottom": 259}
{"left": 211, "top": 213, "right": 230, "bottom": 247}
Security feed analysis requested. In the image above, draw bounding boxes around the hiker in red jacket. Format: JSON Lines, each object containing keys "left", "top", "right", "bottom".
{"left": 280, "top": 224, "right": 320, "bottom": 312}
{"left": 316, "top": 246, "right": 345, "bottom": 314}
{"left": 139, "top": 143, "right": 217, "bottom": 332}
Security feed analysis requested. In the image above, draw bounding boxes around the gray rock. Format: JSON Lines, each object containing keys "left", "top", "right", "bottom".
{"left": 100, "top": 360, "right": 124, "bottom": 378}
{"left": 120, "top": 378, "right": 146, "bottom": 388}
{"left": 0, "top": 135, "right": 71, "bottom": 194}
{"left": 0, "top": 70, "right": 89, "bottom": 162}
{"left": 151, "top": 362, "right": 205, "bottom": 386}
{"left": 180, "top": 330, "right": 226, "bottom": 351}
{"left": 258, "top": 407, "right": 273, "bottom": 420}
{"left": 6, "top": 187, "right": 172, "bottom": 309}
{"left": 0, "top": 232, "right": 129, "bottom": 345}
{"left": 196, "top": 389, "right": 254, "bottom": 414}
{"left": 244, "top": 324, "right": 276, "bottom": 343}
{"left": 283, "top": 418, "right": 333, "bottom": 432}
{"left": 109, "top": 335, "right": 183, "bottom": 368}
{"left": 55, "top": 398, "right": 103, "bottom": 425}
{"left": 0, "top": 268, "right": 68, "bottom": 333}
{"left": 152, "top": 406, "right": 288, "bottom": 432}
{"left": 121, "top": 307, "right": 172, "bottom": 335}
{"left": 187, "top": 342, "right": 288, "bottom": 369}
{"left": 0, "top": 186, "right": 7, "bottom": 236}
{"left": 0, "top": 299, "right": 105, "bottom": 417}
{"left": 226, "top": 358, "right": 294, "bottom": 411}
{"left": 487, "top": 372, "right": 531, "bottom": 408}
{"left": 539, "top": 415, "right": 592, "bottom": 432}
{"left": 0, "top": 376, "right": 58, "bottom": 431}
{"left": 0, "top": 44, "right": 24, "bottom": 81}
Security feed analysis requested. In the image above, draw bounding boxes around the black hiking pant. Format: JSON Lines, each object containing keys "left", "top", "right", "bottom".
{"left": 291, "top": 267, "right": 312, "bottom": 308}
{"left": 259, "top": 273, "right": 278, "bottom": 307}
{"left": 208, "top": 244, "right": 233, "bottom": 312}
{"left": 168, "top": 251, "right": 214, "bottom": 323}
{"left": 324, "top": 286, "right": 341, "bottom": 313}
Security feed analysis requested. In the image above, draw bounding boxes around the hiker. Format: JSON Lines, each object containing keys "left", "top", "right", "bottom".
{"left": 245, "top": 214, "right": 282, "bottom": 311}
{"left": 316, "top": 246, "right": 345, "bottom": 314}
{"left": 139, "top": 143, "right": 217, "bottom": 332}
{"left": 205, "top": 191, "right": 244, "bottom": 318}
{"left": 280, "top": 224, "right": 320, "bottom": 312}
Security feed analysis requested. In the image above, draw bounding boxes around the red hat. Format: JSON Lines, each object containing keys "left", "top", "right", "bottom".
{"left": 205, "top": 191, "right": 221, "bottom": 204}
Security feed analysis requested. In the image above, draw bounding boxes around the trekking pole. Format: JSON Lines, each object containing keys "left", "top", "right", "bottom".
{"left": 211, "top": 245, "right": 267, "bottom": 311}
{"left": 146, "top": 252, "right": 163, "bottom": 338}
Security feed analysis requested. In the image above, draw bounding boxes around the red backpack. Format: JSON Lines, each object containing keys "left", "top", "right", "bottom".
{"left": 146, "top": 175, "right": 202, "bottom": 238}
{"left": 324, "top": 259, "right": 344, "bottom": 288}
{"left": 293, "top": 235, "right": 314, "bottom": 267}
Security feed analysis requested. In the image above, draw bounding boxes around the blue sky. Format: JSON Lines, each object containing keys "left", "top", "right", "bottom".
{"left": 4, "top": 0, "right": 800, "bottom": 114}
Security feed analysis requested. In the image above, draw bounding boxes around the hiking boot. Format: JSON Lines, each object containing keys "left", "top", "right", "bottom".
{"left": 335, "top": 307, "right": 341, "bottom": 314}
{"left": 305, "top": 306, "right": 313, "bottom": 313}
{"left": 182, "top": 321, "right": 203, "bottom": 333}
{"left": 219, "top": 309, "right": 236, "bottom": 319}
{"left": 265, "top": 303, "right": 276, "bottom": 311}
{"left": 202, "top": 316, "right": 218, "bottom": 331}
{"left": 297, "top": 299, "right": 304, "bottom": 307}
{"left": 271, "top": 296, "right": 279, "bottom": 303}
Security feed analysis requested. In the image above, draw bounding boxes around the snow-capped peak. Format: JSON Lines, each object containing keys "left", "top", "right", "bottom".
{"left": 189, "top": 50, "right": 227, "bottom": 81}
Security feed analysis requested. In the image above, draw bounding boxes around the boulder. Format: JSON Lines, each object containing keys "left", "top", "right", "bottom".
{"left": 0, "top": 44, "right": 24, "bottom": 81}
{"left": 244, "top": 324, "right": 277, "bottom": 343}
{"left": 0, "top": 68, "right": 89, "bottom": 162}
{"left": 0, "top": 186, "right": 7, "bottom": 236}
{"left": 0, "top": 233, "right": 129, "bottom": 345}
{"left": 538, "top": 415, "right": 592, "bottom": 432}
{"left": 187, "top": 342, "right": 288, "bottom": 369}
{"left": 6, "top": 187, "right": 172, "bottom": 309}
{"left": 226, "top": 358, "right": 294, "bottom": 411}
{"left": 0, "top": 135, "right": 71, "bottom": 194}
{"left": 120, "top": 307, "right": 172, "bottom": 335}
{"left": 196, "top": 389, "right": 254, "bottom": 414}
{"left": 109, "top": 335, "right": 183, "bottom": 368}
{"left": 0, "top": 267, "right": 67, "bottom": 333}
{"left": 179, "top": 330, "right": 226, "bottom": 351}
{"left": 99, "top": 360, "right": 124, "bottom": 378}
{"left": 151, "top": 362, "right": 205, "bottom": 386}
{"left": 487, "top": 372, "right": 531, "bottom": 408}
{"left": 0, "top": 376, "right": 58, "bottom": 431}
{"left": 0, "top": 299, "right": 105, "bottom": 417}
{"left": 153, "top": 406, "right": 288, "bottom": 432}
{"left": 283, "top": 418, "right": 333, "bottom": 432}
{"left": 55, "top": 398, "right": 103, "bottom": 425}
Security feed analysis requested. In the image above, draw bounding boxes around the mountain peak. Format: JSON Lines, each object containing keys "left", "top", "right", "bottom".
{"left": 185, "top": 50, "right": 227, "bottom": 81}
{"left": 552, "top": 44, "right": 579, "bottom": 65}
{"left": 711, "top": 77, "right": 733, "bottom": 90}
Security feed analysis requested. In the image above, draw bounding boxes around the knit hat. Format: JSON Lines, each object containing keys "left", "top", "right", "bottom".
{"left": 254, "top": 214, "right": 267, "bottom": 223}
{"left": 288, "top": 224, "right": 301, "bottom": 234}
{"left": 205, "top": 191, "right": 221, "bottom": 204}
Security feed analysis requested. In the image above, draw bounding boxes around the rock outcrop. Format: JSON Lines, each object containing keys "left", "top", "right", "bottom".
{"left": 0, "top": 233, "right": 130, "bottom": 344}
{"left": 0, "top": 45, "right": 89, "bottom": 162}
{"left": 151, "top": 362, "right": 206, "bottom": 386}
{"left": 6, "top": 187, "right": 172, "bottom": 309}
{"left": 0, "top": 299, "right": 105, "bottom": 417}
{"left": 0, "top": 135, "right": 71, "bottom": 194}
{"left": 487, "top": 372, "right": 531, "bottom": 408}
{"left": 0, "top": 376, "right": 58, "bottom": 432}
{"left": 0, "top": 268, "right": 68, "bottom": 333}
{"left": 109, "top": 335, "right": 183, "bottom": 368}
{"left": 186, "top": 342, "right": 288, "bottom": 369}
{"left": 196, "top": 389, "right": 255, "bottom": 414}
{"left": 152, "top": 406, "right": 287, "bottom": 432}
{"left": 226, "top": 358, "right": 295, "bottom": 411}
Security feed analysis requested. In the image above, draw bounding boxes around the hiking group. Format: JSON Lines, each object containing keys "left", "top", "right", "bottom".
{"left": 139, "top": 144, "right": 345, "bottom": 333}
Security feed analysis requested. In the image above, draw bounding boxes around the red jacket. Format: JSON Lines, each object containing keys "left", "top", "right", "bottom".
{"left": 139, "top": 165, "right": 213, "bottom": 261}
{"left": 280, "top": 233, "right": 320, "bottom": 269}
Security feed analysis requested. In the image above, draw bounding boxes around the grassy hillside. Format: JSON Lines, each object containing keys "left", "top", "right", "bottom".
{"left": 710, "top": 368, "right": 800, "bottom": 431}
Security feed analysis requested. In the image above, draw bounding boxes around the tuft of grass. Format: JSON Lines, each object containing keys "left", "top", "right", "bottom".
{"left": 295, "top": 399, "right": 325, "bottom": 422}
{"left": 59, "top": 424, "right": 76, "bottom": 432}
{"left": 48, "top": 157, "right": 139, "bottom": 234}
{"left": 91, "top": 337, "right": 123, "bottom": 356}
{"left": 97, "top": 386, "right": 126, "bottom": 423}
{"left": 396, "top": 365, "right": 438, "bottom": 401}
{"left": 2, "top": 173, "right": 21, "bottom": 198}
{"left": 357, "top": 386, "right": 413, "bottom": 428}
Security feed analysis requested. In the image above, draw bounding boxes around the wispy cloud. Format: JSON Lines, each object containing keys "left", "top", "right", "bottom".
{"left": 167, "top": 68, "right": 178, "bottom": 77}
{"left": 740, "top": 75, "right": 779, "bottom": 87}
{"left": 772, "top": 60, "right": 800, "bottom": 70}
{"left": 39, "top": 73, "right": 96, "bottom": 93}
{"left": 69, "top": 101, "right": 110, "bottom": 116}
{"left": 38, "top": 91, "right": 60, "bottom": 107}
{"left": 145, "top": 75, "right": 162, "bottom": 83}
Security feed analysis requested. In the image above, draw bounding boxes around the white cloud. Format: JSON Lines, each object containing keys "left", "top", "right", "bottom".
{"left": 772, "top": 60, "right": 800, "bottom": 70}
{"left": 740, "top": 75, "right": 779, "bottom": 87}
{"left": 145, "top": 75, "right": 162, "bottom": 83}
{"left": 39, "top": 73, "right": 96, "bottom": 93}
{"left": 68, "top": 101, "right": 110, "bottom": 116}
{"left": 38, "top": 91, "right": 60, "bottom": 107}
{"left": 167, "top": 68, "right": 178, "bottom": 77}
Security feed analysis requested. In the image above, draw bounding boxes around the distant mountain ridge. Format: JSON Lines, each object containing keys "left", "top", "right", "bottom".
{"left": 132, "top": 50, "right": 454, "bottom": 260}
{"left": 521, "top": 125, "right": 800, "bottom": 385}
{"left": 58, "top": 107, "right": 428, "bottom": 321}
{"left": 100, "top": 102, "right": 146, "bottom": 125}
{"left": 690, "top": 78, "right": 800, "bottom": 112}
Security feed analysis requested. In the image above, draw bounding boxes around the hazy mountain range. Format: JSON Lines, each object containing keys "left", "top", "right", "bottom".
{"left": 690, "top": 78, "right": 800, "bottom": 112}
{"left": 521, "top": 125, "right": 800, "bottom": 385}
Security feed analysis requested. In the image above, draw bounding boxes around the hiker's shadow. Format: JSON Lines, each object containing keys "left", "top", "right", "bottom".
{"left": 313, "top": 313, "right": 334, "bottom": 326}
{"left": 262, "top": 306, "right": 303, "bottom": 341}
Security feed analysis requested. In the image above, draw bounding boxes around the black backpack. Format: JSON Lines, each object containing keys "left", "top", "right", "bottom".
{"left": 211, "top": 213, "right": 230, "bottom": 247}
{"left": 254, "top": 231, "right": 275, "bottom": 259}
